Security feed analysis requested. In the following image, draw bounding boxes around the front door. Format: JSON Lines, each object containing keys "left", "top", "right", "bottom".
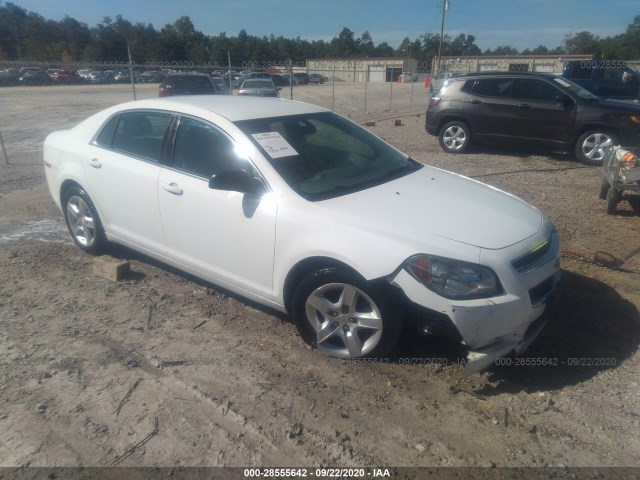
{"left": 157, "top": 116, "right": 277, "bottom": 299}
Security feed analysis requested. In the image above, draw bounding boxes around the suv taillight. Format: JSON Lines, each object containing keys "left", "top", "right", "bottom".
{"left": 429, "top": 96, "right": 441, "bottom": 107}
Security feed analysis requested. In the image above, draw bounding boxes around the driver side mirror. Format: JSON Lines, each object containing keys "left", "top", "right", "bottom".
{"left": 556, "top": 95, "right": 575, "bottom": 106}
{"left": 208, "top": 169, "right": 266, "bottom": 197}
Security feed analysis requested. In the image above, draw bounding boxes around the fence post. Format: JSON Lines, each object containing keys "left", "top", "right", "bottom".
{"left": 364, "top": 71, "right": 368, "bottom": 112}
{"left": 332, "top": 62, "right": 336, "bottom": 111}
{"left": 127, "top": 43, "right": 137, "bottom": 101}
{"left": 410, "top": 76, "right": 414, "bottom": 105}
{"left": 0, "top": 130, "right": 8, "bottom": 164}
{"left": 388, "top": 63, "right": 393, "bottom": 111}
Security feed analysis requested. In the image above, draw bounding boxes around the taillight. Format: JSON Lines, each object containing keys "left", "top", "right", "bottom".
{"left": 429, "top": 96, "right": 441, "bottom": 107}
{"left": 159, "top": 87, "right": 169, "bottom": 97}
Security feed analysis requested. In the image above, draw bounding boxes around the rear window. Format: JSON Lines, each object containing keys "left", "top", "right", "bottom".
{"left": 242, "top": 80, "right": 273, "bottom": 89}
{"left": 569, "top": 65, "right": 593, "bottom": 80}
{"left": 164, "top": 75, "right": 215, "bottom": 94}
{"left": 471, "top": 78, "right": 513, "bottom": 98}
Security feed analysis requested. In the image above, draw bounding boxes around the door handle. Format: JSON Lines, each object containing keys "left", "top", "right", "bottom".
{"left": 516, "top": 104, "right": 532, "bottom": 109}
{"left": 161, "top": 182, "right": 183, "bottom": 195}
{"left": 88, "top": 158, "right": 102, "bottom": 168}
{"left": 468, "top": 99, "right": 482, "bottom": 104}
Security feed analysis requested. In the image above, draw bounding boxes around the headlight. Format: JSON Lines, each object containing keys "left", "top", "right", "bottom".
{"left": 405, "top": 255, "right": 501, "bottom": 299}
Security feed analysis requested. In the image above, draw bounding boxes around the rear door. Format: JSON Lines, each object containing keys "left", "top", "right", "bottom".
{"left": 463, "top": 77, "right": 516, "bottom": 140}
{"left": 83, "top": 110, "right": 172, "bottom": 254}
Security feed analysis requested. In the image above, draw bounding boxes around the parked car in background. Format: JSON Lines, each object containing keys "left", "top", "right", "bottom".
{"left": 270, "top": 73, "right": 294, "bottom": 87}
{"left": 294, "top": 73, "right": 310, "bottom": 85}
{"left": 50, "top": 70, "right": 86, "bottom": 85}
{"left": 426, "top": 72, "right": 640, "bottom": 165}
{"left": 211, "top": 76, "right": 228, "bottom": 94}
{"left": 46, "top": 69, "right": 64, "bottom": 78}
{"left": 113, "top": 70, "right": 132, "bottom": 83}
{"left": 159, "top": 72, "right": 219, "bottom": 97}
{"left": 429, "top": 72, "right": 463, "bottom": 92}
{"left": 233, "top": 71, "right": 271, "bottom": 88}
{"left": 400, "top": 72, "right": 418, "bottom": 82}
{"left": 139, "top": 70, "right": 164, "bottom": 83}
{"left": 562, "top": 60, "right": 639, "bottom": 100}
{"left": 18, "top": 69, "right": 53, "bottom": 86}
{"left": 309, "top": 73, "right": 325, "bottom": 84}
{"left": 0, "top": 68, "right": 21, "bottom": 86}
{"left": 77, "top": 69, "right": 93, "bottom": 80}
{"left": 88, "top": 70, "right": 114, "bottom": 84}
{"left": 238, "top": 79, "right": 279, "bottom": 97}
{"left": 43, "top": 96, "right": 561, "bottom": 375}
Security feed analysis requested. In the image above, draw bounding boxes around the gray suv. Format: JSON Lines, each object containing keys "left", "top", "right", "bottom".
{"left": 425, "top": 72, "right": 640, "bottom": 165}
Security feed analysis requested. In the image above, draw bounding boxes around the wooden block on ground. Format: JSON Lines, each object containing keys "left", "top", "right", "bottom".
{"left": 92, "top": 256, "right": 130, "bottom": 281}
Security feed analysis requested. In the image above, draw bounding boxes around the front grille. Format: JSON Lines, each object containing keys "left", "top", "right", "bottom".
{"left": 512, "top": 238, "right": 551, "bottom": 273}
{"left": 529, "top": 276, "right": 555, "bottom": 307}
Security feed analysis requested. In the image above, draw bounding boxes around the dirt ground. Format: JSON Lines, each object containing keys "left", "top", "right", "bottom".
{"left": 0, "top": 84, "right": 639, "bottom": 472}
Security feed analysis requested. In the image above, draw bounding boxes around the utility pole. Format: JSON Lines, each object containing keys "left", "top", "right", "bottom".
{"left": 437, "top": 0, "right": 449, "bottom": 75}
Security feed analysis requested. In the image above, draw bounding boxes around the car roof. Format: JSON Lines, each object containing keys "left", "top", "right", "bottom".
{"left": 112, "top": 96, "right": 328, "bottom": 122}
{"left": 455, "top": 72, "right": 558, "bottom": 79}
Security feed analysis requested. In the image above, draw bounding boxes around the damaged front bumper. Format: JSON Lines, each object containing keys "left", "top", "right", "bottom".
{"left": 391, "top": 228, "right": 562, "bottom": 376}
{"left": 463, "top": 273, "right": 562, "bottom": 376}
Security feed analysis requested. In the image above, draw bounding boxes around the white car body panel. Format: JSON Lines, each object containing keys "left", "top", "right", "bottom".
{"left": 82, "top": 145, "right": 166, "bottom": 254}
{"left": 43, "top": 96, "right": 562, "bottom": 375}
{"left": 157, "top": 168, "right": 278, "bottom": 299}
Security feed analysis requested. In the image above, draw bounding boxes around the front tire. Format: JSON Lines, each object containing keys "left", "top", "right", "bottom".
{"left": 62, "top": 186, "right": 106, "bottom": 254}
{"left": 575, "top": 130, "right": 619, "bottom": 166}
{"left": 438, "top": 121, "right": 471, "bottom": 154}
{"left": 292, "top": 268, "right": 402, "bottom": 359}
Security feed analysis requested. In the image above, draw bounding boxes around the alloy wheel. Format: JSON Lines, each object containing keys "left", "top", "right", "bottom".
{"left": 304, "top": 282, "right": 383, "bottom": 358}
{"left": 66, "top": 195, "right": 96, "bottom": 247}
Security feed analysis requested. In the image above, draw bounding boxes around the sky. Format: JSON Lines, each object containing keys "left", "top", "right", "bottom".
{"left": 8, "top": 0, "right": 640, "bottom": 51}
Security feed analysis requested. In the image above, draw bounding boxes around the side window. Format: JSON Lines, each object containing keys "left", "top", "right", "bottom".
{"left": 601, "top": 68, "right": 625, "bottom": 82}
{"left": 514, "top": 79, "right": 562, "bottom": 102}
{"left": 173, "top": 117, "right": 246, "bottom": 178}
{"left": 571, "top": 65, "right": 593, "bottom": 80}
{"left": 95, "top": 115, "right": 119, "bottom": 147}
{"left": 461, "top": 79, "right": 475, "bottom": 93}
{"left": 471, "top": 78, "right": 513, "bottom": 98}
{"left": 112, "top": 112, "right": 172, "bottom": 162}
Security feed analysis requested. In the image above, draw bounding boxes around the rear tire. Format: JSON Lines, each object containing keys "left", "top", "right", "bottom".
{"left": 62, "top": 186, "right": 106, "bottom": 254}
{"left": 438, "top": 121, "right": 471, "bottom": 154}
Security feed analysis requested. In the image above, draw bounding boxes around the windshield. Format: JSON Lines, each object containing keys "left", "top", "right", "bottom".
{"left": 236, "top": 112, "right": 422, "bottom": 201}
{"left": 552, "top": 76, "right": 600, "bottom": 100}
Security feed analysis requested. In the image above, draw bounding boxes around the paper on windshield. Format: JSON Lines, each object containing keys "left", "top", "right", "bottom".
{"left": 251, "top": 132, "right": 299, "bottom": 158}
{"left": 553, "top": 78, "right": 571, "bottom": 88}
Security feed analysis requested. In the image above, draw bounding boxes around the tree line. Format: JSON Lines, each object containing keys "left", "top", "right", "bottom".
{"left": 0, "top": 1, "right": 638, "bottom": 68}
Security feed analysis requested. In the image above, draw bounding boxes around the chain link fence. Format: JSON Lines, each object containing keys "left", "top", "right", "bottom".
{"left": 0, "top": 60, "right": 431, "bottom": 167}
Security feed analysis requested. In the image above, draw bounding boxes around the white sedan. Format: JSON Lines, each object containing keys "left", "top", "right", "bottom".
{"left": 43, "top": 96, "right": 562, "bottom": 375}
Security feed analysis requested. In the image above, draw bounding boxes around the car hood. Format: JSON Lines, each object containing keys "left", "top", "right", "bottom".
{"left": 317, "top": 166, "right": 543, "bottom": 250}
{"left": 594, "top": 98, "right": 640, "bottom": 113}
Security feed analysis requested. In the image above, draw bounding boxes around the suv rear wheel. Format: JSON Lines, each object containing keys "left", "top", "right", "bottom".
{"left": 439, "top": 121, "right": 471, "bottom": 153}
